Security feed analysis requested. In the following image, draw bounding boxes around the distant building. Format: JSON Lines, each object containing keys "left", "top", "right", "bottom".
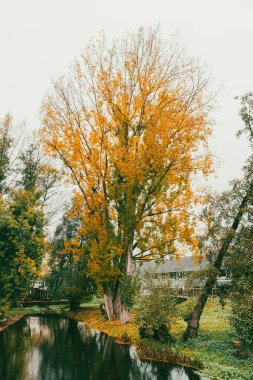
{"left": 29, "top": 280, "right": 49, "bottom": 300}
{"left": 140, "top": 256, "right": 231, "bottom": 295}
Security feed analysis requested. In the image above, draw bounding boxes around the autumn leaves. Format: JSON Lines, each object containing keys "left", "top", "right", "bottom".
{"left": 40, "top": 28, "right": 213, "bottom": 320}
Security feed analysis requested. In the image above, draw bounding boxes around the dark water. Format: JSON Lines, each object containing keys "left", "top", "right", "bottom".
{"left": 0, "top": 316, "right": 210, "bottom": 380}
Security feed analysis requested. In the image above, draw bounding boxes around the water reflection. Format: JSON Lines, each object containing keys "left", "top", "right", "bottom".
{"left": 0, "top": 316, "right": 209, "bottom": 380}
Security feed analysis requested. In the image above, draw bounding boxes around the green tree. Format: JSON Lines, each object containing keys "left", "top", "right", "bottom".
{"left": 0, "top": 114, "right": 12, "bottom": 194}
{"left": 0, "top": 191, "right": 45, "bottom": 304}
{"left": 229, "top": 224, "right": 253, "bottom": 351}
{"left": 184, "top": 93, "right": 253, "bottom": 339}
{"left": 47, "top": 213, "right": 96, "bottom": 310}
{"left": 136, "top": 271, "right": 177, "bottom": 343}
{"left": 0, "top": 144, "right": 58, "bottom": 312}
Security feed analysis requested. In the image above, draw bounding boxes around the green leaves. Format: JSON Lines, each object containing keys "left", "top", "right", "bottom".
{"left": 120, "top": 272, "right": 140, "bottom": 309}
{"left": 0, "top": 114, "right": 12, "bottom": 194}
{"left": 46, "top": 213, "right": 97, "bottom": 310}
{"left": 136, "top": 271, "right": 177, "bottom": 342}
{"left": 229, "top": 226, "right": 253, "bottom": 351}
{"left": 0, "top": 143, "right": 57, "bottom": 310}
{"left": 0, "top": 189, "right": 45, "bottom": 305}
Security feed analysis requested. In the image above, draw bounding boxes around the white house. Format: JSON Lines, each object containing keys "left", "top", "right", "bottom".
{"left": 29, "top": 280, "right": 49, "bottom": 300}
{"left": 139, "top": 256, "right": 231, "bottom": 295}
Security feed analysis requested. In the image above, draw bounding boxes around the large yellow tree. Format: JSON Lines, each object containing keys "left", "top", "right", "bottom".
{"left": 40, "top": 28, "right": 213, "bottom": 322}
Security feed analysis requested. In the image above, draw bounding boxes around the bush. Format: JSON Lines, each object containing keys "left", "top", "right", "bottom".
{"left": 228, "top": 227, "right": 253, "bottom": 354}
{"left": 136, "top": 272, "right": 177, "bottom": 343}
{"left": 231, "top": 292, "right": 253, "bottom": 351}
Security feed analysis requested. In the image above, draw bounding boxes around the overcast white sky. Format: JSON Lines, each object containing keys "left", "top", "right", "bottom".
{"left": 0, "top": 0, "right": 252, "bottom": 192}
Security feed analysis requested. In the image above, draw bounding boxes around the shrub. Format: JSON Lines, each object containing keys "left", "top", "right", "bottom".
{"left": 231, "top": 291, "right": 253, "bottom": 351}
{"left": 228, "top": 226, "right": 253, "bottom": 353}
{"left": 136, "top": 271, "right": 177, "bottom": 343}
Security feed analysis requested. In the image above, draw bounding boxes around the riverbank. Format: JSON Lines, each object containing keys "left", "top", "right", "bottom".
{"left": 1, "top": 300, "right": 252, "bottom": 380}
{"left": 0, "top": 305, "right": 46, "bottom": 332}
{"left": 0, "top": 312, "right": 25, "bottom": 332}
{"left": 67, "top": 307, "right": 202, "bottom": 369}
{"left": 66, "top": 299, "right": 253, "bottom": 380}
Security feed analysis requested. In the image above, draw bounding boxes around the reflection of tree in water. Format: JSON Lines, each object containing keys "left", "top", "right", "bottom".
{"left": 127, "top": 352, "right": 202, "bottom": 380}
{"left": 0, "top": 317, "right": 32, "bottom": 379}
{"left": 38, "top": 317, "right": 100, "bottom": 379}
{"left": 0, "top": 316, "right": 203, "bottom": 380}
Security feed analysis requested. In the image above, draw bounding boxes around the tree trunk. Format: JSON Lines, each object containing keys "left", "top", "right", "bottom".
{"left": 103, "top": 239, "right": 134, "bottom": 323}
{"left": 183, "top": 276, "right": 215, "bottom": 339}
{"left": 126, "top": 239, "right": 133, "bottom": 275}
{"left": 104, "top": 283, "right": 131, "bottom": 323}
{"left": 119, "top": 240, "right": 133, "bottom": 323}
{"left": 118, "top": 239, "right": 132, "bottom": 323}
{"left": 104, "top": 289, "right": 114, "bottom": 320}
{"left": 120, "top": 307, "right": 131, "bottom": 324}
{"left": 112, "top": 279, "right": 121, "bottom": 318}
{"left": 184, "top": 187, "right": 251, "bottom": 340}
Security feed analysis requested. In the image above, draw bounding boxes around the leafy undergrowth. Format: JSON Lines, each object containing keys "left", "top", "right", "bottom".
{"left": 176, "top": 299, "right": 253, "bottom": 380}
{"left": 66, "top": 299, "right": 253, "bottom": 380}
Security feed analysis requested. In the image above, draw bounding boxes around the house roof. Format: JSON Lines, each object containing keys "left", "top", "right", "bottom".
{"left": 139, "top": 256, "right": 209, "bottom": 273}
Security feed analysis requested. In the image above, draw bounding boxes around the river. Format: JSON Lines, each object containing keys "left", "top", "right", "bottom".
{"left": 0, "top": 315, "right": 211, "bottom": 380}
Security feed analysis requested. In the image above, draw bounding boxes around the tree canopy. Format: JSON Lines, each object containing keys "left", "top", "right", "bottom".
{"left": 40, "top": 27, "right": 214, "bottom": 320}
{"left": 0, "top": 131, "right": 58, "bottom": 311}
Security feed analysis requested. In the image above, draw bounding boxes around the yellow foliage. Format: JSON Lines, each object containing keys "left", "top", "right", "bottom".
{"left": 40, "top": 28, "right": 214, "bottom": 287}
